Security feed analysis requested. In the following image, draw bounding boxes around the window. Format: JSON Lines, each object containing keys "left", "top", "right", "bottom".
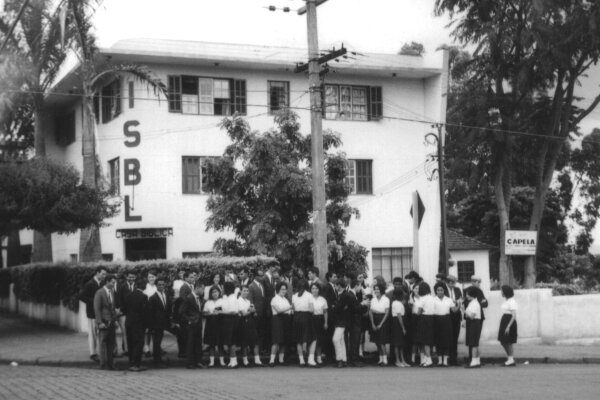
{"left": 268, "top": 81, "right": 290, "bottom": 113}
{"left": 457, "top": 261, "right": 475, "bottom": 283}
{"left": 182, "top": 252, "right": 212, "bottom": 258}
{"left": 55, "top": 111, "right": 75, "bottom": 146}
{"left": 128, "top": 81, "right": 134, "bottom": 109}
{"left": 101, "top": 80, "right": 121, "bottom": 123}
{"left": 108, "top": 157, "right": 120, "bottom": 196}
{"left": 168, "top": 75, "right": 246, "bottom": 116}
{"left": 182, "top": 156, "right": 216, "bottom": 194}
{"left": 372, "top": 248, "right": 413, "bottom": 283}
{"left": 346, "top": 159, "right": 373, "bottom": 194}
{"left": 323, "top": 84, "right": 382, "bottom": 120}
{"left": 102, "top": 253, "right": 114, "bottom": 262}
{"left": 69, "top": 254, "right": 78, "bottom": 263}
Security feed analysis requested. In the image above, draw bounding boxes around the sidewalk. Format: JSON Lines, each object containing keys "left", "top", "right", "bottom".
{"left": 1, "top": 311, "right": 600, "bottom": 367}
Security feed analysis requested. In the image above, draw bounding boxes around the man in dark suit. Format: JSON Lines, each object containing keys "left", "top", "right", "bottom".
{"left": 307, "top": 267, "right": 323, "bottom": 289}
{"left": 262, "top": 266, "right": 280, "bottom": 350}
{"left": 248, "top": 275, "right": 267, "bottom": 351}
{"left": 93, "top": 274, "right": 118, "bottom": 370}
{"left": 179, "top": 283, "right": 206, "bottom": 369}
{"left": 446, "top": 274, "right": 463, "bottom": 366}
{"left": 79, "top": 266, "right": 107, "bottom": 362}
{"left": 125, "top": 278, "right": 149, "bottom": 372}
{"left": 321, "top": 271, "right": 338, "bottom": 362}
{"left": 238, "top": 267, "right": 251, "bottom": 287}
{"left": 115, "top": 271, "right": 136, "bottom": 356}
{"left": 173, "top": 271, "right": 196, "bottom": 358}
{"left": 342, "top": 279, "right": 370, "bottom": 367}
{"left": 148, "top": 277, "right": 172, "bottom": 368}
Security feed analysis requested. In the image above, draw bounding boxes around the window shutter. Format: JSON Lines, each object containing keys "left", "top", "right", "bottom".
{"left": 198, "top": 78, "right": 214, "bottom": 115}
{"left": 168, "top": 75, "right": 182, "bottom": 112}
{"left": 369, "top": 86, "right": 382, "bottom": 120}
{"left": 234, "top": 79, "right": 247, "bottom": 115}
{"left": 112, "top": 80, "right": 121, "bottom": 118}
{"left": 128, "top": 81, "right": 134, "bottom": 109}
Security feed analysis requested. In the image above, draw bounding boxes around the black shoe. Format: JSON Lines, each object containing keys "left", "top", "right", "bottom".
{"left": 144, "top": 351, "right": 152, "bottom": 358}
{"left": 90, "top": 354, "right": 99, "bottom": 363}
{"left": 196, "top": 363, "right": 207, "bottom": 369}
{"left": 350, "top": 361, "right": 365, "bottom": 368}
{"left": 337, "top": 361, "right": 344, "bottom": 368}
{"left": 269, "top": 362, "right": 275, "bottom": 368}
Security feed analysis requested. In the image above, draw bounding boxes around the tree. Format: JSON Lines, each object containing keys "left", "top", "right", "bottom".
{"left": 436, "top": 0, "right": 600, "bottom": 286}
{"left": 204, "top": 110, "right": 368, "bottom": 275}
{"left": 0, "top": 158, "right": 119, "bottom": 239}
{"left": 399, "top": 41, "right": 425, "bottom": 56}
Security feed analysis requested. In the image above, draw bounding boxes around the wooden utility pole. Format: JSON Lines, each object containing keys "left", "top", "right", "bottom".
{"left": 437, "top": 124, "right": 450, "bottom": 275}
{"left": 301, "top": 0, "right": 328, "bottom": 279}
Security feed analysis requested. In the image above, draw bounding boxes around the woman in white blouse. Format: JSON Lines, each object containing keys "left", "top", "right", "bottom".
{"left": 433, "top": 283, "right": 458, "bottom": 366}
{"left": 415, "top": 282, "right": 435, "bottom": 367}
{"left": 369, "top": 283, "right": 391, "bottom": 366}
{"left": 390, "top": 288, "right": 409, "bottom": 367}
{"left": 203, "top": 286, "right": 224, "bottom": 367}
{"left": 143, "top": 271, "right": 158, "bottom": 357}
{"left": 237, "top": 285, "right": 262, "bottom": 367}
{"left": 464, "top": 287, "right": 482, "bottom": 368}
{"left": 269, "top": 282, "right": 293, "bottom": 367}
{"left": 292, "top": 280, "right": 314, "bottom": 366}
{"left": 308, "top": 282, "right": 328, "bottom": 367}
{"left": 498, "top": 285, "right": 518, "bottom": 367}
{"left": 220, "top": 282, "right": 240, "bottom": 368}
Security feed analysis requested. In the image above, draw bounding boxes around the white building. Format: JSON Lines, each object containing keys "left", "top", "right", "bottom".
{"left": 27, "top": 38, "right": 448, "bottom": 284}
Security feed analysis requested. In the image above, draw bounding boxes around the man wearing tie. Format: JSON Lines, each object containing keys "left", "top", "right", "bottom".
{"left": 115, "top": 271, "right": 136, "bottom": 356}
{"left": 79, "top": 267, "right": 107, "bottom": 363}
{"left": 446, "top": 274, "right": 463, "bottom": 366}
{"left": 148, "top": 277, "right": 172, "bottom": 368}
{"left": 248, "top": 274, "right": 266, "bottom": 351}
{"left": 179, "top": 283, "right": 206, "bottom": 369}
{"left": 175, "top": 271, "right": 196, "bottom": 358}
{"left": 322, "top": 271, "right": 338, "bottom": 362}
{"left": 93, "top": 274, "right": 118, "bottom": 370}
{"left": 238, "top": 268, "right": 251, "bottom": 287}
{"left": 125, "top": 278, "right": 149, "bottom": 372}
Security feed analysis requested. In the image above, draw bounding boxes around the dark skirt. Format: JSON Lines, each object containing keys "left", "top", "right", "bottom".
{"left": 293, "top": 311, "right": 314, "bottom": 343}
{"left": 239, "top": 315, "right": 258, "bottom": 348}
{"left": 407, "top": 313, "right": 419, "bottom": 344}
{"left": 434, "top": 314, "right": 452, "bottom": 352}
{"left": 465, "top": 319, "right": 482, "bottom": 347}
{"left": 204, "top": 315, "right": 221, "bottom": 346}
{"left": 220, "top": 314, "right": 239, "bottom": 346}
{"left": 498, "top": 314, "right": 518, "bottom": 344}
{"left": 390, "top": 316, "right": 405, "bottom": 347}
{"left": 370, "top": 313, "right": 391, "bottom": 345}
{"left": 312, "top": 315, "right": 326, "bottom": 345}
{"left": 414, "top": 315, "right": 435, "bottom": 346}
{"left": 271, "top": 314, "right": 292, "bottom": 345}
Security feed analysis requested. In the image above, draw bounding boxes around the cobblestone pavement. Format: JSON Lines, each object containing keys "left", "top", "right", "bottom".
{"left": 1, "top": 364, "right": 599, "bottom": 400}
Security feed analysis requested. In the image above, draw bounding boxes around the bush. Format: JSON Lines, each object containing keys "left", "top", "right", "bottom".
{"left": 5, "top": 256, "right": 278, "bottom": 311}
{"left": 535, "top": 281, "right": 600, "bottom": 296}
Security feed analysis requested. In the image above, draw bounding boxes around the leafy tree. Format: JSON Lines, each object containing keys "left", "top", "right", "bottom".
{"left": 0, "top": 158, "right": 119, "bottom": 238}
{"left": 399, "top": 41, "right": 425, "bottom": 56}
{"left": 436, "top": 0, "right": 600, "bottom": 286}
{"left": 204, "top": 110, "right": 368, "bottom": 275}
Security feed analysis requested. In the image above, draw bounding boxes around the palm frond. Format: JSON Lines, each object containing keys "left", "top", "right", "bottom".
{"left": 91, "top": 64, "right": 167, "bottom": 98}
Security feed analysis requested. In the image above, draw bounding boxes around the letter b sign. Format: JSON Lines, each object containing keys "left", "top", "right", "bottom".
{"left": 124, "top": 158, "right": 141, "bottom": 186}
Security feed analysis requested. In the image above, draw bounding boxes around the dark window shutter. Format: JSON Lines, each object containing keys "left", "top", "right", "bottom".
{"left": 168, "top": 75, "right": 182, "bottom": 112}
{"left": 55, "top": 112, "right": 76, "bottom": 146}
{"left": 128, "top": 81, "right": 134, "bottom": 109}
{"left": 369, "top": 86, "right": 382, "bottom": 120}
{"left": 356, "top": 160, "right": 373, "bottom": 194}
{"left": 234, "top": 79, "right": 247, "bottom": 115}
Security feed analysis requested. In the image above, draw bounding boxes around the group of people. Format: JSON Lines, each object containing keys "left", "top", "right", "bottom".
{"left": 78, "top": 265, "right": 518, "bottom": 371}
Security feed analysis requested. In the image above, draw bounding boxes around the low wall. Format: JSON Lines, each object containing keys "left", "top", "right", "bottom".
{"left": 0, "top": 284, "right": 88, "bottom": 333}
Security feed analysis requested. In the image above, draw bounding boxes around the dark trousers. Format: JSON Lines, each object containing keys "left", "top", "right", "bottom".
{"left": 127, "top": 323, "right": 145, "bottom": 367}
{"left": 262, "top": 316, "right": 272, "bottom": 351}
{"left": 185, "top": 322, "right": 203, "bottom": 367}
{"left": 348, "top": 324, "right": 362, "bottom": 362}
{"left": 152, "top": 328, "right": 165, "bottom": 364}
{"left": 166, "top": 325, "right": 185, "bottom": 357}
{"left": 98, "top": 322, "right": 116, "bottom": 368}
{"left": 254, "top": 315, "right": 266, "bottom": 351}
{"left": 449, "top": 312, "right": 461, "bottom": 364}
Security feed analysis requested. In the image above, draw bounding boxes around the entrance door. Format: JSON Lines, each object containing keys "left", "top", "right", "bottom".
{"left": 125, "top": 238, "right": 167, "bottom": 261}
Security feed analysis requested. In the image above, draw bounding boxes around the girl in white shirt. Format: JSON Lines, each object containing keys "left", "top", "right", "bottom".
{"left": 369, "top": 283, "right": 391, "bottom": 366}
{"left": 464, "top": 287, "right": 482, "bottom": 368}
{"left": 390, "top": 288, "right": 409, "bottom": 367}
{"left": 203, "top": 286, "right": 224, "bottom": 367}
{"left": 270, "top": 282, "right": 293, "bottom": 367}
{"left": 143, "top": 271, "right": 158, "bottom": 357}
{"left": 498, "top": 285, "right": 518, "bottom": 366}
{"left": 220, "top": 282, "right": 240, "bottom": 368}
{"left": 308, "top": 282, "right": 328, "bottom": 366}
{"left": 292, "top": 280, "right": 313, "bottom": 366}
{"left": 408, "top": 284, "right": 421, "bottom": 364}
{"left": 237, "top": 285, "right": 261, "bottom": 367}
{"left": 433, "top": 284, "right": 457, "bottom": 366}
{"left": 415, "top": 282, "right": 435, "bottom": 367}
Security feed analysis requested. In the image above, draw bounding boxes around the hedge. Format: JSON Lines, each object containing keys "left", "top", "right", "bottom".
{"left": 0, "top": 256, "right": 278, "bottom": 312}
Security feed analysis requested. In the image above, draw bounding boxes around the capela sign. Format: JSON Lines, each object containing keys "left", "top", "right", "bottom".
{"left": 505, "top": 230, "right": 537, "bottom": 255}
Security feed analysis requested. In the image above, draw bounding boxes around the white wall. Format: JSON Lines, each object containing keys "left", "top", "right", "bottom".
{"left": 449, "top": 249, "right": 491, "bottom": 294}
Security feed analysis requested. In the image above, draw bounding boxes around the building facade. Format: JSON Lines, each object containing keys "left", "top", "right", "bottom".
{"left": 26, "top": 39, "right": 448, "bottom": 284}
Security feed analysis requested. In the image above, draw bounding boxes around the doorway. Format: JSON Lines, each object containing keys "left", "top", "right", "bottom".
{"left": 124, "top": 238, "right": 167, "bottom": 261}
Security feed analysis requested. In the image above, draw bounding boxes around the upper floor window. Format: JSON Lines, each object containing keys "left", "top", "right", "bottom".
{"left": 108, "top": 157, "right": 120, "bottom": 196}
{"left": 168, "top": 75, "right": 246, "bottom": 116}
{"left": 101, "top": 80, "right": 121, "bottom": 123}
{"left": 268, "top": 81, "right": 290, "bottom": 114}
{"left": 323, "top": 84, "right": 382, "bottom": 121}
{"left": 55, "top": 111, "right": 75, "bottom": 146}
{"left": 182, "top": 156, "right": 217, "bottom": 194}
{"left": 346, "top": 159, "right": 373, "bottom": 194}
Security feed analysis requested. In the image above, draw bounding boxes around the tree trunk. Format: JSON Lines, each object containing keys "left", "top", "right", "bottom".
{"left": 31, "top": 102, "right": 53, "bottom": 262}
{"left": 78, "top": 86, "right": 103, "bottom": 262}
{"left": 495, "top": 160, "right": 512, "bottom": 286}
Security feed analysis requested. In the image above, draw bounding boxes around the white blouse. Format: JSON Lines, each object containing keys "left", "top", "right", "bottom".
{"left": 144, "top": 283, "right": 157, "bottom": 298}
{"left": 203, "top": 298, "right": 223, "bottom": 314}
{"left": 370, "top": 295, "right": 390, "bottom": 314}
{"left": 410, "top": 296, "right": 421, "bottom": 314}
{"left": 465, "top": 299, "right": 481, "bottom": 320}
{"left": 419, "top": 295, "right": 435, "bottom": 315}
{"left": 292, "top": 291, "right": 313, "bottom": 312}
{"left": 237, "top": 297, "right": 252, "bottom": 314}
{"left": 221, "top": 294, "right": 239, "bottom": 314}
{"left": 391, "top": 300, "right": 405, "bottom": 317}
{"left": 501, "top": 298, "right": 518, "bottom": 314}
{"left": 271, "top": 295, "right": 292, "bottom": 315}
{"left": 172, "top": 279, "right": 184, "bottom": 299}
{"left": 311, "top": 296, "right": 328, "bottom": 315}
{"left": 433, "top": 296, "right": 454, "bottom": 316}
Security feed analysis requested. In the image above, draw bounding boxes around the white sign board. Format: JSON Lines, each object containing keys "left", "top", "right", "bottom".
{"left": 505, "top": 230, "right": 537, "bottom": 255}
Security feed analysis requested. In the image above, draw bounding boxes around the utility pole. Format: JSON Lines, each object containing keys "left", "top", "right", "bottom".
{"left": 437, "top": 124, "right": 450, "bottom": 276}
{"left": 300, "top": 0, "right": 328, "bottom": 279}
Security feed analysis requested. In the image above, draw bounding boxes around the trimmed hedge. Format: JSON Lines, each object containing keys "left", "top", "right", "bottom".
{"left": 2, "top": 256, "right": 278, "bottom": 312}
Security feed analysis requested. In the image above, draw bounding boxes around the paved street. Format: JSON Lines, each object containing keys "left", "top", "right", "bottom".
{"left": 0, "top": 364, "right": 599, "bottom": 400}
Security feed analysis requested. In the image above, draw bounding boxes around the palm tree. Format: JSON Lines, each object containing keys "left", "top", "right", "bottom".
{"left": 68, "top": 0, "right": 166, "bottom": 261}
